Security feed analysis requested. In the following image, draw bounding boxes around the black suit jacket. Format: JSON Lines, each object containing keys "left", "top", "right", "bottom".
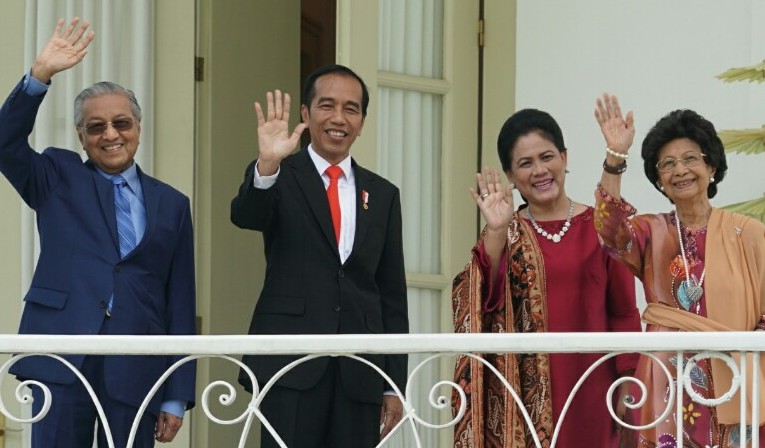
{"left": 231, "top": 148, "right": 408, "bottom": 404}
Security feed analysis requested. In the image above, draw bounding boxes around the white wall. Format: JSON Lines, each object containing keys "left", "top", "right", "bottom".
{"left": 514, "top": 0, "right": 765, "bottom": 311}
{"left": 515, "top": 0, "right": 765, "bottom": 214}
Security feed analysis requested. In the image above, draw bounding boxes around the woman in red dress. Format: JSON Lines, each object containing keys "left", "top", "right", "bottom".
{"left": 453, "top": 109, "right": 642, "bottom": 447}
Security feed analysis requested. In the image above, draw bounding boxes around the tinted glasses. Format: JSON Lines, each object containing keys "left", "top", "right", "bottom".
{"left": 81, "top": 118, "right": 134, "bottom": 136}
{"left": 656, "top": 151, "right": 707, "bottom": 173}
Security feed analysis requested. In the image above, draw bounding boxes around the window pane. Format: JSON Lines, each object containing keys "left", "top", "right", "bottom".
{"left": 379, "top": 0, "right": 444, "bottom": 78}
{"left": 377, "top": 87, "right": 442, "bottom": 274}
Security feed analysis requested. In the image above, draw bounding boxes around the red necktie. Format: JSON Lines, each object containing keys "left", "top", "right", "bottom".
{"left": 325, "top": 165, "right": 343, "bottom": 243}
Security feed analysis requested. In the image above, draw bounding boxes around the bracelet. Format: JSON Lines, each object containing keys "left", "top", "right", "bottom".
{"left": 603, "top": 159, "right": 627, "bottom": 175}
{"left": 605, "top": 146, "right": 629, "bottom": 159}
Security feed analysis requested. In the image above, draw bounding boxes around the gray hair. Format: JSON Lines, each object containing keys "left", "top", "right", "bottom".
{"left": 73, "top": 81, "right": 142, "bottom": 127}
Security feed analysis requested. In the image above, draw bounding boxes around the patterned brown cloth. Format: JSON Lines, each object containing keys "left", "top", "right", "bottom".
{"left": 452, "top": 219, "right": 554, "bottom": 447}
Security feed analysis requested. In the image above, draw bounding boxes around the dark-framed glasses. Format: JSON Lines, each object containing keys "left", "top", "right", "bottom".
{"left": 656, "top": 151, "right": 707, "bottom": 173}
{"left": 81, "top": 118, "right": 134, "bottom": 136}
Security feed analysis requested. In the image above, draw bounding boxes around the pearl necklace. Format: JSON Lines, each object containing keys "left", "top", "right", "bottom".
{"left": 526, "top": 198, "right": 574, "bottom": 243}
{"left": 674, "top": 211, "right": 706, "bottom": 307}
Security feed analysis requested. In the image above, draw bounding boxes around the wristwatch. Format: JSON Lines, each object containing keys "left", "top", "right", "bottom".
{"left": 603, "top": 159, "right": 627, "bottom": 175}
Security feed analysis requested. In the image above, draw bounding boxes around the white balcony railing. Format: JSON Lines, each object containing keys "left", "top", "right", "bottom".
{"left": 0, "top": 332, "right": 763, "bottom": 447}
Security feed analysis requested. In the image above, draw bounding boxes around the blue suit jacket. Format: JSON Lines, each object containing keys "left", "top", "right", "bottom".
{"left": 0, "top": 79, "right": 196, "bottom": 415}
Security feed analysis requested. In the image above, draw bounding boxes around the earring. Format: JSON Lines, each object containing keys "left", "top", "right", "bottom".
{"left": 656, "top": 181, "right": 664, "bottom": 191}
{"left": 710, "top": 176, "right": 715, "bottom": 183}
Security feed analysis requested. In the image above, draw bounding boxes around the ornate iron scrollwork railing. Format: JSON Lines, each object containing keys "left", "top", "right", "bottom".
{"left": 0, "top": 332, "right": 762, "bottom": 447}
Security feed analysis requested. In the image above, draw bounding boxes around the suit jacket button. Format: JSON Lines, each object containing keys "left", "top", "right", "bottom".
{"left": 338, "top": 268, "right": 344, "bottom": 278}
{"left": 99, "top": 301, "right": 107, "bottom": 309}
{"left": 333, "top": 305, "right": 341, "bottom": 312}
{"left": 115, "top": 265, "right": 122, "bottom": 273}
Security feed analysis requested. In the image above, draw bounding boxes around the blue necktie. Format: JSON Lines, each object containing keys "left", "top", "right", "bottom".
{"left": 113, "top": 175, "right": 137, "bottom": 257}
{"left": 109, "top": 175, "right": 136, "bottom": 315}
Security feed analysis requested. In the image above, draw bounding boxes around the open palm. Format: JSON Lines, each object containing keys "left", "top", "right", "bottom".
{"left": 471, "top": 167, "right": 515, "bottom": 231}
{"left": 33, "top": 18, "right": 94, "bottom": 82}
{"left": 594, "top": 94, "right": 635, "bottom": 153}
{"left": 255, "top": 90, "right": 307, "bottom": 164}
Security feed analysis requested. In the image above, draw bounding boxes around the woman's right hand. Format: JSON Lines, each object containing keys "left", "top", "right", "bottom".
{"left": 469, "top": 167, "right": 515, "bottom": 231}
{"left": 594, "top": 93, "right": 635, "bottom": 155}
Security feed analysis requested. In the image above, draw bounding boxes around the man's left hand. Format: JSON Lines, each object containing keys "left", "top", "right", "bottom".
{"left": 155, "top": 411, "right": 183, "bottom": 443}
{"left": 379, "top": 395, "right": 404, "bottom": 440}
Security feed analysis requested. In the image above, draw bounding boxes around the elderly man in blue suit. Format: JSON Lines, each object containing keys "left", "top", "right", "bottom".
{"left": 0, "top": 18, "right": 196, "bottom": 448}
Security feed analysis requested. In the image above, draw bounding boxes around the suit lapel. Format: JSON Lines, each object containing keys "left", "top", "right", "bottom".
{"left": 290, "top": 149, "right": 339, "bottom": 251}
{"left": 351, "top": 160, "right": 374, "bottom": 257}
{"left": 88, "top": 162, "right": 120, "bottom": 253}
{"left": 134, "top": 167, "right": 162, "bottom": 256}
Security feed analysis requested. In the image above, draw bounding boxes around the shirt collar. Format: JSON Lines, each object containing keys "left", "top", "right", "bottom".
{"left": 96, "top": 162, "right": 140, "bottom": 192}
{"left": 307, "top": 145, "right": 353, "bottom": 180}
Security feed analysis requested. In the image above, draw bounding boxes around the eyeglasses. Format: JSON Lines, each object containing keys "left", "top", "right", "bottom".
{"left": 80, "top": 118, "right": 134, "bottom": 136}
{"left": 655, "top": 151, "right": 707, "bottom": 173}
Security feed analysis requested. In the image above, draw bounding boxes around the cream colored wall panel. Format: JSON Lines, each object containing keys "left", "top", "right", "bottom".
{"left": 195, "top": 0, "right": 300, "bottom": 446}
{"left": 0, "top": 2, "right": 28, "bottom": 445}
{"left": 155, "top": 0, "right": 195, "bottom": 199}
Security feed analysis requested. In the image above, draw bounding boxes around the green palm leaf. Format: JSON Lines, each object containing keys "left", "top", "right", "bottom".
{"left": 721, "top": 196, "right": 765, "bottom": 224}
{"left": 718, "top": 127, "right": 765, "bottom": 155}
{"left": 716, "top": 60, "right": 765, "bottom": 83}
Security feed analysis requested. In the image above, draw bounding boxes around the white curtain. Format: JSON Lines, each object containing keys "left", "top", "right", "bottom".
{"left": 20, "top": 2, "right": 154, "bottom": 445}
{"left": 378, "top": 1, "right": 445, "bottom": 446}
{"left": 24, "top": 0, "right": 155, "bottom": 169}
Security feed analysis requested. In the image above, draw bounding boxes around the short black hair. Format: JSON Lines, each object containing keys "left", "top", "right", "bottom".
{"left": 641, "top": 109, "right": 727, "bottom": 200}
{"left": 496, "top": 108, "right": 567, "bottom": 172}
{"left": 302, "top": 64, "right": 369, "bottom": 117}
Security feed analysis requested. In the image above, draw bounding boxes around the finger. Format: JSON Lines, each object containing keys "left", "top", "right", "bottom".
{"left": 288, "top": 122, "right": 307, "bottom": 145}
{"left": 70, "top": 19, "right": 90, "bottom": 44}
{"left": 492, "top": 168, "right": 503, "bottom": 191}
{"left": 265, "top": 91, "right": 275, "bottom": 121}
{"left": 77, "top": 31, "right": 96, "bottom": 55}
{"left": 254, "top": 102, "right": 265, "bottom": 127}
{"left": 62, "top": 17, "right": 80, "bottom": 40}
{"left": 380, "top": 422, "right": 392, "bottom": 439}
{"left": 282, "top": 92, "right": 292, "bottom": 123}
{"left": 154, "top": 416, "right": 165, "bottom": 440}
{"left": 625, "top": 110, "right": 634, "bottom": 129}
{"left": 611, "top": 95, "right": 623, "bottom": 120}
{"left": 468, "top": 187, "right": 481, "bottom": 203}
{"left": 469, "top": 187, "right": 488, "bottom": 207}
{"left": 485, "top": 171, "right": 497, "bottom": 194}
{"left": 162, "top": 423, "right": 180, "bottom": 442}
{"left": 602, "top": 94, "right": 613, "bottom": 118}
{"left": 475, "top": 171, "right": 488, "bottom": 194}
{"left": 595, "top": 97, "right": 607, "bottom": 121}
{"left": 274, "top": 90, "right": 283, "bottom": 120}
{"left": 51, "top": 18, "right": 65, "bottom": 39}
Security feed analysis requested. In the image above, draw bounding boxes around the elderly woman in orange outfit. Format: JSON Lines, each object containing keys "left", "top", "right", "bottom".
{"left": 593, "top": 93, "right": 765, "bottom": 447}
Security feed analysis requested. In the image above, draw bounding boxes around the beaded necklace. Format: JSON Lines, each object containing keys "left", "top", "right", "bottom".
{"left": 526, "top": 198, "right": 574, "bottom": 244}
{"left": 675, "top": 211, "right": 706, "bottom": 306}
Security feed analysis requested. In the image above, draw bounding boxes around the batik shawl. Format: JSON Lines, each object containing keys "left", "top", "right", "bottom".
{"left": 452, "top": 218, "right": 554, "bottom": 448}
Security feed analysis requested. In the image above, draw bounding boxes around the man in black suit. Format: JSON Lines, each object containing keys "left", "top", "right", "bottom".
{"left": 231, "top": 64, "right": 408, "bottom": 447}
